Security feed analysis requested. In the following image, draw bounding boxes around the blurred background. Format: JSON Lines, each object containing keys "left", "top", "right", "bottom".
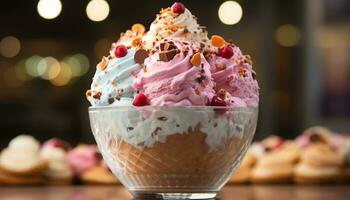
{"left": 0, "top": 0, "right": 349, "bottom": 146}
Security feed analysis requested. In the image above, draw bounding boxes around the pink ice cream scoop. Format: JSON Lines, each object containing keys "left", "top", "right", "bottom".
{"left": 133, "top": 39, "right": 215, "bottom": 106}
{"left": 208, "top": 46, "right": 259, "bottom": 107}
{"left": 67, "top": 145, "right": 100, "bottom": 175}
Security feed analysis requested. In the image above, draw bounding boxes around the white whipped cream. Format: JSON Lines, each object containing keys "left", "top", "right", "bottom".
{"left": 143, "top": 8, "right": 210, "bottom": 50}
{"left": 41, "top": 147, "right": 73, "bottom": 179}
{"left": 0, "top": 135, "right": 44, "bottom": 172}
{"left": 90, "top": 107, "right": 256, "bottom": 151}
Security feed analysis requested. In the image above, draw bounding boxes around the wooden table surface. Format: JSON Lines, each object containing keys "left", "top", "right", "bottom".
{"left": 0, "top": 185, "right": 349, "bottom": 200}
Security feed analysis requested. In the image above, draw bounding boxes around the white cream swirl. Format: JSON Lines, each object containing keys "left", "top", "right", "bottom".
{"left": 0, "top": 135, "right": 44, "bottom": 172}
{"left": 142, "top": 8, "right": 210, "bottom": 50}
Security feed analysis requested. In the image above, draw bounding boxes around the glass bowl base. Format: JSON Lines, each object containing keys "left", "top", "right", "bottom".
{"left": 131, "top": 191, "right": 217, "bottom": 199}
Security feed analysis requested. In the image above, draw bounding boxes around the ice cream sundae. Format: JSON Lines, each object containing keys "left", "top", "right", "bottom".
{"left": 87, "top": 2, "right": 259, "bottom": 199}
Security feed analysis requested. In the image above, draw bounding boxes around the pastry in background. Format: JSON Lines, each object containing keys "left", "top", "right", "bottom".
{"left": 67, "top": 145, "right": 119, "bottom": 184}
{"left": 251, "top": 138, "right": 301, "bottom": 184}
{"left": 81, "top": 162, "right": 119, "bottom": 185}
{"left": 338, "top": 136, "right": 350, "bottom": 179}
{"left": 294, "top": 128, "right": 344, "bottom": 183}
{"left": 0, "top": 135, "right": 47, "bottom": 185}
{"left": 228, "top": 146, "right": 256, "bottom": 184}
{"left": 67, "top": 144, "right": 100, "bottom": 176}
{"left": 0, "top": 169, "right": 45, "bottom": 185}
{"left": 41, "top": 138, "right": 73, "bottom": 185}
{"left": 295, "top": 126, "right": 332, "bottom": 148}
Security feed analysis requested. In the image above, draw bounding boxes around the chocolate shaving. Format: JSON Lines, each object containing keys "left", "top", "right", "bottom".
{"left": 108, "top": 98, "right": 115, "bottom": 104}
{"left": 160, "top": 41, "right": 176, "bottom": 51}
{"left": 93, "top": 92, "right": 102, "bottom": 100}
{"left": 127, "top": 127, "right": 134, "bottom": 131}
{"left": 159, "top": 49, "right": 178, "bottom": 62}
{"left": 157, "top": 116, "right": 168, "bottom": 121}
{"left": 151, "top": 127, "right": 162, "bottom": 137}
{"left": 158, "top": 41, "right": 179, "bottom": 62}
{"left": 134, "top": 49, "right": 149, "bottom": 64}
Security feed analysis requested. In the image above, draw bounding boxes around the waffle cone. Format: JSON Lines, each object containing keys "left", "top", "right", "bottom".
{"left": 108, "top": 127, "right": 246, "bottom": 191}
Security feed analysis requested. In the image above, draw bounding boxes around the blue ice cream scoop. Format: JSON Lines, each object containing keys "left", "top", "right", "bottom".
{"left": 87, "top": 48, "right": 141, "bottom": 106}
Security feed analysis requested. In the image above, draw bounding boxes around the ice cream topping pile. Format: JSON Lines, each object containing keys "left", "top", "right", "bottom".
{"left": 87, "top": 2, "right": 259, "bottom": 108}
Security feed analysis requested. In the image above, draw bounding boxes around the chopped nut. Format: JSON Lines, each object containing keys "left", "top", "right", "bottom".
{"left": 86, "top": 90, "right": 92, "bottom": 98}
{"left": 190, "top": 53, "right": 201, "bottom": 67}
{"left": 215, "top": 64, "right": 225, "bottom": 72}
{"left": 218, "top": 89, "right": 227, "bottom": 99}
{"left": 239, "top": 67, "right": 247, "bottom": 77}
{"left": 195, "top": 88, "right": 200, "bottom": 95}
{"left": 211, "top": 35, "right": 227, "bottom": 47}
{"left": 131, "top": 23, "right": 146, "bottom": 35}
{"left": 245, "top": 54, "right": 253, "bottom": 65}
{"left": 131, "top": 37, "right": 142, "bottom": 47}
{"left": 98, "top": 57, "right": 108, "bottom": 70}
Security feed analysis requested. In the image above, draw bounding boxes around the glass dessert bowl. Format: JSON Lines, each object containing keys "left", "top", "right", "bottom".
{"left": 89, "top": 106, "right": 258, "bottom": 199}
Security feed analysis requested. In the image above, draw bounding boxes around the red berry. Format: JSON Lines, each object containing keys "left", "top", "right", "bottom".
{"left": 133, "top": 93, "right": 149, "bottom": 106}
{"left": 210, "top": 96, "right": 227, "bottom": 107}
{"left": 218, "top": 45, "right": 233, "bottom": 59}
{"left": 171, "top": 2, "right": 185, "bottom": 14}
{"left": 114, "top": 45, "right": 128, "bottom": 58}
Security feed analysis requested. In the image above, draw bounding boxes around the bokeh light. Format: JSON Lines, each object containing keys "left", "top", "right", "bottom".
{"left": 25, "top": 55, "right": 43, "bottom": 77}
{"left": 37, "top": 0, "right": 62, "bottom": 20}
{"left": 63, "top": 54, "right": 90, "bottom": 77}
{"left": 86, "top": 0, "right": 110, "bottom": 22}
{"left": 0, "top": 36, "right": 21, "bottom": 58}
{"left": 218, "top": 1, "right": 243, "bottom": 25}
{"left": 37, "top": 57, "right": 61, "bottom": 80}
{"left": 275, "top": 24, "right": 301, "bottom": 47}
{"left": 50, "top": 62, "right": 72, "bottom": 86}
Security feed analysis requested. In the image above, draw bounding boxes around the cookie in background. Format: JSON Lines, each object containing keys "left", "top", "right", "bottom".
{"left": 41, "top": 138, "right": 73, "bottom": 185}
{"left": 67, "top": 144, "right": 119, "bottom": 185}
{"left": 338, "top": 135, "right": 350, "bottom": 180}
{"left": 294, "top": 126, "right": 345, "bottom": 183}
{"left": 228, "top": 144, "right": 258, "bottom": 184}
{"left": 0, "top": 135, "right": 47, "bottom": 185}
{"left": 250, "top": 136, "right": 301, "bottom": 183}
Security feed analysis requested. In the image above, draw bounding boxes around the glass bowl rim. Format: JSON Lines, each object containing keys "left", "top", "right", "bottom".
{"left": 89, "top": 105, "right": 258, "bottom": 113}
